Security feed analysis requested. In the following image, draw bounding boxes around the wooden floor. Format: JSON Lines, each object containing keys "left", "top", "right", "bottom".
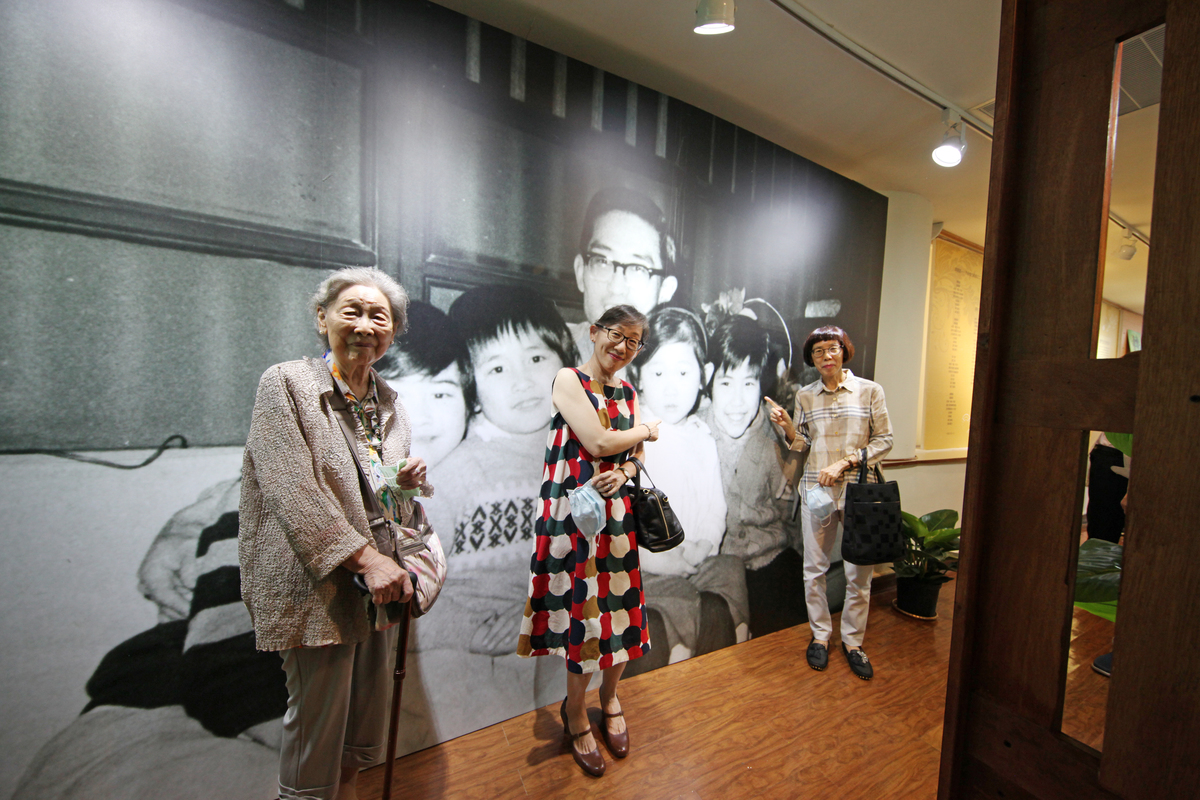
{"left": 1060, "top": 526, "right": 1116, "bottom": 752}
{"left": 357, "top": 579, "right": 1113, "bottom": 799}
{"left": 1061, "top": 606, "right": 1114, "bottom": 752}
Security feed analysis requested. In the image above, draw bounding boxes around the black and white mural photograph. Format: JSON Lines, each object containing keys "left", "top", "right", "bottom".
{"left": 0, "top": 0, "right": 896, "bottom": 797}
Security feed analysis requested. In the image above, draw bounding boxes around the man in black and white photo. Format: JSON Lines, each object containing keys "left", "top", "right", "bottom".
{"left": 568, "top": 187, "right": 680, "bottom": 359}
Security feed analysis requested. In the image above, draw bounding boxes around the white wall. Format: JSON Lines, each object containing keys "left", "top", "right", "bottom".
{"left": 889, "top": 461, "right": 968, "bottom": 518}
{"left": 876, "top": 192, "right": 934, "bottom": 460}
{"left": 876, "top": 191, "right": 967, "bottom": 517}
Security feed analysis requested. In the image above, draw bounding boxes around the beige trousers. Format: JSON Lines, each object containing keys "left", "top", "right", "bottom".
{"left": 277, "top": 625, "right": 399, "bottom": 799}
{"left": 801, "top": 507, "right": 873, "bottom": 647}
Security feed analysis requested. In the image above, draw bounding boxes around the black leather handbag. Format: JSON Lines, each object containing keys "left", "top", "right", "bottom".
{"left": 626, "top": 457, "right": 685, "bottom": 553}
{"left": 841, "top": 449, "right": 906, "bottom": 566}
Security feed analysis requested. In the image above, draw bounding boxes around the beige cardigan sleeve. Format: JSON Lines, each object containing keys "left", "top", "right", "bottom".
{"left": 244, "top": 365, "right": 369, "bottom": 581}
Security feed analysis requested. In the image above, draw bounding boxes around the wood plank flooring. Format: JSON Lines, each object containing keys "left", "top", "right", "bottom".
{"left": 357, "top": 579, "right": 1112, "bottom": 799}
{"left": 1061, "top": 606, "right": 1114, "bottom": 752}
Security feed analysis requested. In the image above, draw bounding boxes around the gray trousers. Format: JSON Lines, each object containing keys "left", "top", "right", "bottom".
{"left": 278, "top": 625, "right": 399, "bottom": 799}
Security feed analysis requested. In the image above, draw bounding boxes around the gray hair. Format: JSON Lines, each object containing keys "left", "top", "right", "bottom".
{"left": 308, "top": 267, "right": 409, "bottom": 345}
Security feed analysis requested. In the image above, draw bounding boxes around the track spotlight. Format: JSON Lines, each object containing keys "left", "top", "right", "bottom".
{"left": 932, "top": 109, "right": 965, "bottom": 167}
{"left": 695, "top": 0, "right": 735, "bottom": 34}
{"left": 1116, "top": 227, "right": 1137, "bottom": 260}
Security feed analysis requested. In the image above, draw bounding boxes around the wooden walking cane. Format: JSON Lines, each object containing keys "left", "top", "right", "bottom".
{"left": 380, "top": 573, "right": 416, "bottom": 800}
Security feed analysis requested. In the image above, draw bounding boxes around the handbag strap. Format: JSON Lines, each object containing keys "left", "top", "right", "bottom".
{"left": 855, "top": 448, "right": 885, "bottom": 484}
{"left": 626, "top": 456, "right": 655, "bottom": 489}
{"left": 328, "top": 386, "right": 395, "bottom": 560}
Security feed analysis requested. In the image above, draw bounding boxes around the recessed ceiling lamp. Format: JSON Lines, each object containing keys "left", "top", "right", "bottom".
{"left": 932, "top": 109, "right": 966, "bottom": 167}
{"left": 695, "top": 0, "right": 735, "bottom": 34}
{"left": 1116, "top": 227, "right": 1138, "bottom": 260}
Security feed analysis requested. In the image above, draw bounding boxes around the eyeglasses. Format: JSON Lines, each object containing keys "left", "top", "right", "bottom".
{"left": 597, "top": 325, "right": 646, "bottom": 351}
{"left": 811, "top": 344, "right": 843, "bottom": 359}
{"left": 585, "top": 252, "right": 662, "bottom": 281}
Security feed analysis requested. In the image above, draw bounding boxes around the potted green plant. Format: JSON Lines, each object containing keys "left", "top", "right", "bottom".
{"left": 892, "top": 509, "right": 961, "bottom": 619}
{"left": 1074, "top": 429, "right": 1128, "bottom": 622}
{"left": 1075, "top": 538, "right": 1122, "bottom": 621}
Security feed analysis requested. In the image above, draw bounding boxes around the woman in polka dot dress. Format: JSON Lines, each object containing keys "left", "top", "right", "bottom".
{"left": 517, "top": 305, "right": 661, "bottom": 777}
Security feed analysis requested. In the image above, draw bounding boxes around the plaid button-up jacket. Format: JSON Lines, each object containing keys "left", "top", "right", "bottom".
{"left": 789, "top": 369, "right": 893, "bottom": 507}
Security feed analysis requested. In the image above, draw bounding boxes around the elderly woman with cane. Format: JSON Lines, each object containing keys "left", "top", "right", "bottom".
{"left": 239, "top": 267, "right": 438, "bottom": 800}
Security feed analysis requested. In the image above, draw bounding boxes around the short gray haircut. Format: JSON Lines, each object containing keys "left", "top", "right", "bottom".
{"left": 309, "top": 267, "right": 409, "bottom": 344}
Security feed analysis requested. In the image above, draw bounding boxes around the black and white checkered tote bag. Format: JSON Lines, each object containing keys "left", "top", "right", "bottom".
{"left": 841, "top": 449, "right": 906, "bottom": 566}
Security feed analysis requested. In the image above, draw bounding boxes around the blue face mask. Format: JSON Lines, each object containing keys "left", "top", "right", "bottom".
{"left": 568, "top": 481, "right": 606, "bottom": 540}
{"left": 806, "top": 485, "right": 836, "bottom": 524}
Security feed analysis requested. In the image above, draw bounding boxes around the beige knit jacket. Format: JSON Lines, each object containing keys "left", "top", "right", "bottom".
{"left": 238, "top": 357, "right": 413, "bottom": 651}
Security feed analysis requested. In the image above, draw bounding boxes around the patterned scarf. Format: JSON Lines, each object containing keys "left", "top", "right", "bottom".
{"left": 324, "top": 350, "right": 399, "bottom": 525}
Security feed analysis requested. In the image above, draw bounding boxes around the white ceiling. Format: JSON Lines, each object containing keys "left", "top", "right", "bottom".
{"left": 430, "top": 0, "right": 1155, "bottom": 311}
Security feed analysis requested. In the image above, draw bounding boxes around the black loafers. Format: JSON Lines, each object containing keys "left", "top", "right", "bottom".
{"left": 842, "top": 643, "right": 874, "bottom": 680}
{"left": 806, "top": 639, "right": 829, "bottom": 671}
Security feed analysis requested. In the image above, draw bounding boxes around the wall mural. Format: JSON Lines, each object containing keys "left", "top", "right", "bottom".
{"left": 0, "top": 0, "right": 887, "bottom": 797}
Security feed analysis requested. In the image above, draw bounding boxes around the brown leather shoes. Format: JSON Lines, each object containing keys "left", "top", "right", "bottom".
{"left": 560, "top": 698, "right": 605, "bottom": 777}
{"left": 600, "top": 708, "right": 629, "bottom": 758}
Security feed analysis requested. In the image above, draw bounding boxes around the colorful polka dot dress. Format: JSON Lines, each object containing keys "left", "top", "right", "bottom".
{"left": 517, "top": 368, "right": 650, "bottom": 673}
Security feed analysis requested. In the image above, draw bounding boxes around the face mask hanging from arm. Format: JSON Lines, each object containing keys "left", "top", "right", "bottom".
{"left": 567, "top": 480, "right": 607, "bottom": 541}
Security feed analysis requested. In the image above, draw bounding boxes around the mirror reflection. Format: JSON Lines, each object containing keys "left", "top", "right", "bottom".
{"left": 1063, "top": 23, "right": 1161, "bottom": 752}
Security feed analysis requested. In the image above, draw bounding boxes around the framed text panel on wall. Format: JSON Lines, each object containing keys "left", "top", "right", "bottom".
{"left": 923, "top": 235, "right": 984, "bottom": 450}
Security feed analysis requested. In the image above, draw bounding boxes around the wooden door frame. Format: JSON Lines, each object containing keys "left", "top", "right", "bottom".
{"left": 939, "top": 0, "right": 1200, "bottom": 798}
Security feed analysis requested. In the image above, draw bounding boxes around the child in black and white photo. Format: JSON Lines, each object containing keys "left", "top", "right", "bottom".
{"left": 701, "top": 311, "right": 807, "bottom": 639}
{"left": 628, "top": 305, "right": 749, "bottom": 666}
{"left": 414, "top": 285, "right": 578, "bottom": 743}
{"left": 376, "top": 301, "right": 470, "bottom": 473}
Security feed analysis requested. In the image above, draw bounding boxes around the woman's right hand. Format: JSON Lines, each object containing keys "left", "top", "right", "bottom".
{"left": 765, "top": 397, "right": 796, "bottom": 442}
{"left": 351, "top": 547, "right": 414, "bottom": 605}
{"left": 643, "top": 419, "right": 661, "bottom": 442}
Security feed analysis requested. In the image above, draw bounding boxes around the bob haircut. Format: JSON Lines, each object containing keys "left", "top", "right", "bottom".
{"left": 802, "top": 325, "right": 856, "bottom": 367}
{"left": 594, "top": 304, "right": 649, "bottom": 338}
{"left": 707, "top": 314, "right": 781, "bottom": 397}
{"left": 309, "top": 267, "right": 409, "bottom": 345}
{"left": 578, "top": 187, "right": 675, "bottom": 276}
{"left": 373, "top": 301, "right": 465, "bottom": 381}
{"left": 631, "top": 306, "right": 706, "bottom": 380}
{"left": 448, "top": 285, "right": 580, "bottom": 414}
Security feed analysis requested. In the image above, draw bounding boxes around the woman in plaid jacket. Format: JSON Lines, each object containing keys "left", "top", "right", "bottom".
{"left": 767, "top": 325, "right": 892, "bottom": 681}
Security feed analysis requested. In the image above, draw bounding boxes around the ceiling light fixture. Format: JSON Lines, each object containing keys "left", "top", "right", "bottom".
{"left": 695, "top": 0, "right": 735, "bottom": 34}
{"left": 932, "top": 109, "right": 966, "bottom": 167}
{"left": 1116, "top": 227, "right": 1138, "bottom": 260}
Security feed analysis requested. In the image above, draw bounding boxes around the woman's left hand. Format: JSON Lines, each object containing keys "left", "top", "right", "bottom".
{"left": 817, "top": 460, "right": 850, "bottom": 487}
{"left": 595, "top": 467, "right": 628, "bottom": 498}
{"left": 396, "top": 457, "right": 427, "bottom": 489}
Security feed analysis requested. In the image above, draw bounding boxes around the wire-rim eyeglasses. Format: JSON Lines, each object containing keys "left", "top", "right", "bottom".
{"left": 596, "top": 325, "right": 647, "bottom": 351}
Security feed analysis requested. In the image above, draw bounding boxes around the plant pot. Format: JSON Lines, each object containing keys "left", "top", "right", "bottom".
{"left": 895, "top": 577, "right": 944, "bottom": 619}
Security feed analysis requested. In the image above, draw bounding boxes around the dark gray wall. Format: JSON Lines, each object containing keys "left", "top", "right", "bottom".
{"left": 1, "top": 0, "right": 886, "bottom": 451}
